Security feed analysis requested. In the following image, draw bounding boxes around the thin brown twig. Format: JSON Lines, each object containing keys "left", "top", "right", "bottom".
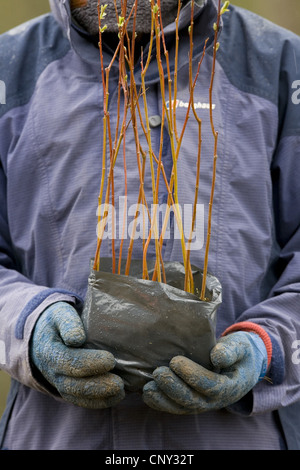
{"left": 200, "top": 0, "right": 221, "bottom": 300}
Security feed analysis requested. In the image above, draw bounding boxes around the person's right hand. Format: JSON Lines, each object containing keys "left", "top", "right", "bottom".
{"left": 30, "top": 302, "right": 125, "bottom": 409}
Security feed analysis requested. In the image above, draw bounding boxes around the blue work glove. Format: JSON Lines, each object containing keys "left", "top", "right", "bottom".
{"left": 143, "top": 331, "right": 268, "bottom": 414}
{"left": 30, "top": 302, "right": 125, "bottom": 409}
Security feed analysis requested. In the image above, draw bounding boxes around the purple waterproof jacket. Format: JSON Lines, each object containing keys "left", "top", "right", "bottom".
{"left": 0, "top": 0, "right": 300, "bottom": 450}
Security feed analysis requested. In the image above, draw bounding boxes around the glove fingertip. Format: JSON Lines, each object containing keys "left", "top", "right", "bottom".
{"left": 52, "top": 303, "right": 86, "bottom": 347}
{"left": 169, "top": 355, "right": 188, "bottom": 370}
{"left": 143, "top": 380, "right": 158, "bottom": 393}
{"left": 98, "top": 350, "right": 116, "bottom": 371}
{"left": 210, "top": 343, "right": 233, "bottom": 369}
{"left": 152, "top": 366, "right": 169, "bottom": 379}
{"left": 63, "top": 327, "right": 86, "bottom": 347}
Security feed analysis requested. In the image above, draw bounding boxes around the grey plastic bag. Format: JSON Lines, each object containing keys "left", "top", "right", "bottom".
{"left": 81, "top": 259, "right": 222, "bottom": 392}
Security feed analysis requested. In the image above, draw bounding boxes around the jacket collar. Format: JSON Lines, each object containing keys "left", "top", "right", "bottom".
{"left": 50, "top": 0, "right": 211, "bottom": 32}
{"left": 49, "top": 0, "right": 220, "bottom": 72}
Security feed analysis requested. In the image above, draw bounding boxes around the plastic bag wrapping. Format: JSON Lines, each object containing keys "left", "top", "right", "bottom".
{"left": 81, "top": 259, "right": 222, "bottom": 392}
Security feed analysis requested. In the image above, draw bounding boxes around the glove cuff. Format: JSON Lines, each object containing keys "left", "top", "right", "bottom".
{"left": 221, "top": 321, "right": 272, "bottom": 370}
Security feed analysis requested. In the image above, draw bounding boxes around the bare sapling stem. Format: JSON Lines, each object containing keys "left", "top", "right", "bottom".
{"left": 184, "top": 1, "right": 208, "bottom": 293}
{"left": 140, "top": 3, "right": 163, "bottom": 283}
{"left": 117, "top": 46, "right": 130, "bottom": 274}
{"left": 94, "top": 67, "right": 111, "bottom": 270}
{"left": 172, "top": 0, "right": 180, "bottom": 144}
{"left": 94, "top": 12, "right": 123, "bottom": 271}
{"left": 94, "top": 0, "right": 228, "bottom": 300}
{"left": 200, "top": 0, "right": 222, "bottom": 300}
{"left": 158, "top": 1, "right": 204, "bottom": 293}
{"left": 124, "top": 12, "right": 153, "bottom": 278}
{"left": 154, "top": 4, "right": 190, "bottom": 286}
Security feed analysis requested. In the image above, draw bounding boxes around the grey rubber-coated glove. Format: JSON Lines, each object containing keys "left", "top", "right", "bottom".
{"left": 143, "top": 331, "right": 268, "bottom": 414}
{"left": 30, "top": 302, "right": 125, "bottom": 409}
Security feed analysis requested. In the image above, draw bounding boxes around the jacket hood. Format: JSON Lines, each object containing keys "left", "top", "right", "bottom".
{"left": 49, "top": 0, "right": 72, "bottom": 37}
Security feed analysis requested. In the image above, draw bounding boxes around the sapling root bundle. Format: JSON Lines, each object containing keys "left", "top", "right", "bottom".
{"left": 93, "top": 0, "right": 228, "bottom": 300}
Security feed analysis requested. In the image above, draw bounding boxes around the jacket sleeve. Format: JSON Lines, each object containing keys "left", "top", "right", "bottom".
{"left": 0, "top": 161, "right": 83, "bottom": 393}
{"left": 231, "top": 37, "right": 300, "bottom": 415}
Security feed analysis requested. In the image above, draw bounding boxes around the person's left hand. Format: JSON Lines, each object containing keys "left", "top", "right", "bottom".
{"left": 143, "top": 331, "right": 268, "bottom": 414}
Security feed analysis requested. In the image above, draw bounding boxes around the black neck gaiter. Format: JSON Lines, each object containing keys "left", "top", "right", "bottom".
{"left": 72, "top": 0, "right": 181, "bottom": 35}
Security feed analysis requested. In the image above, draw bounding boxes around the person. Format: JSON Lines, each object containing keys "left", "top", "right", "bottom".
{"left": 0, "top": 0, "right": 300, "bottom": 451}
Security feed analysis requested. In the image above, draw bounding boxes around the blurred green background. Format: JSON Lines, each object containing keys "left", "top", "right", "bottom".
{"left": 0, "top": 0, "right": 299, "bottom": 419}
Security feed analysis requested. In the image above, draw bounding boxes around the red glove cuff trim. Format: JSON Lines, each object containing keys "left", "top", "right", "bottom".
{"left": 221, "top": 321, "right": 272, "bottom": 369}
